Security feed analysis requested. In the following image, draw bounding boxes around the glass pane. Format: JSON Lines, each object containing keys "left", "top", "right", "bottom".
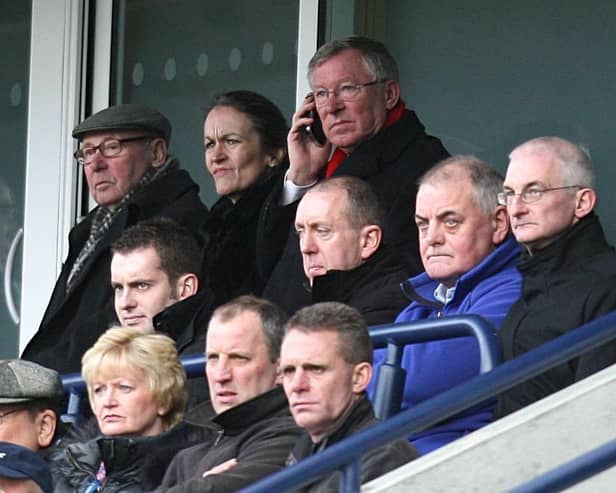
{"left": 110, "top": 0, "right": 300, "bottom": 206}
{"left": 325, "top": 0, "right": 616, "bottom": 244}
{"left": 0, "top": 1, "right": 30, "bottom": 357}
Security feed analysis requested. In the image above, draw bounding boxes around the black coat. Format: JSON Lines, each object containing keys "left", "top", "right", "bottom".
{"left": 311, "top": 247, "right": 410, "bottom": 326}
{"left": 152, "top": 288, "right": 215, "bottom": 408}
{"left": 201, "top": 166, "right": 284, "bottom": 307}
{"left": 154, "top": 387, "right": 302, "bottom": 493}
{"left": 259, "top": 110, "right": 449, "bottom": 315}
{"left": 22, "top": 164, "right": 210, "bottom": 374}
{"left": 496, "top": 213, "right": 616, "bottom": 417}
{"left": 50, "top": 420, "right": 212, "bottom": 493}
{"left": 287, "top": 394, "right": 419, "bottom": 492}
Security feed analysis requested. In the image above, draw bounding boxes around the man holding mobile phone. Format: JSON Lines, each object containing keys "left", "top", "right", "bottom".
{"left": 259, "top": 35, "right": 449, "bottom": 316}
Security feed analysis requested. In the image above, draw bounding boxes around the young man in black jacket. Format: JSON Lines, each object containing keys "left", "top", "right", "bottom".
{"left": 22, "top": 104, "right": 209, "bottom": 374}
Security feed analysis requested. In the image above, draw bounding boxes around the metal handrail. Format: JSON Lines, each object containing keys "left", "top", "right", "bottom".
{"left": 239, "top": 310, "right": 616, "bottom": 493}
{"left": 369, "top": 315, "right": 501, "bottom": 419}
{"left": 59, "top": 315, "right": 498, "bottom": 422}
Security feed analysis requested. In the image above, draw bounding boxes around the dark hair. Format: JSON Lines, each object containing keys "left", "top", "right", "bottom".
{"left": 111, "top": 218, "right": 201, "bottom": 284}
{"left": 286, "top": 302, "right": 372, "bottom": 365}
{"left": 211, "top": 295, "right": 288, "bottom": 362}
{"left": 310, "top": 176, "right": 385, "bottom": 230}
{"left": 308, "top": 35, "right": 399, "bottom": 85}
{"left": 205, "top": 90, "right": 288, "bottom": 164}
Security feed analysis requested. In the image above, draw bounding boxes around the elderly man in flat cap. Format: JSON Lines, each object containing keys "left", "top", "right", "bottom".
{"left": 0, "top": 360, "right": 63, "bottom": 452}
{"left": 22, "top": 104, "right": 210, "bottom": 374}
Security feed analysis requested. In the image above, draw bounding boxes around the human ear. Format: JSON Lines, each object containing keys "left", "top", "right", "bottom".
{"left": 266, "top": 148, "right": 287, "bottom": 168}
{"left": 274, "top": 361, "right": 283, "bottom": 385}
{"left": 176, "top": 273, "right": 199, "bottom": 299}
{"left": 37, "top": 410, "right": 57, "bottom": 448}
{"left": 574, "top": 188, "right": 596, "bottom": 219}
{"left": 150, "top": 138, "right": 168, "bottom": 168}
{"left": 383, "top": 80, "right": 401, "bottom": 110}
{"left": 360, "top": 225, "right": 382, "bottom": 260}
{"left": 491, "top": 206, "right": 510, "bottom": 245}
{"left": 351, "top": 362, "right": 372, "bottom": 394}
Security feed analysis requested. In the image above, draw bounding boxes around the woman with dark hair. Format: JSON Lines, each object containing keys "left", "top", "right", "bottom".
{"left": 201, "top": 90, "right": 288, "bottom": 305}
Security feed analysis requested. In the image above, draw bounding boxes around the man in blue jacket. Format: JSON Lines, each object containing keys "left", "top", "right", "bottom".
{"left": 368, "top": 155, "right": 522, "bottom": 454}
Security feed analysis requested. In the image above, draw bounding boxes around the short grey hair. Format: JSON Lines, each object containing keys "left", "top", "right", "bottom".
{"left": 308, "top": 35, "right": 399, "bottom": 86}
{"left": 509, "top": 136, "right": 595, "bottom": 189}
{"left": 419, "top": 155, "right": 504, "bottom": 216}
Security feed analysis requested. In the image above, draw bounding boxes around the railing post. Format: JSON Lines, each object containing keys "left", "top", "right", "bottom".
{"left": 373, "top": 342, "right": 406, "bottom": 420}
{"left": 339, "top": 458, "right": 361, "bottom": 493}
{"left": 61, "top": 390, "right": 82, "bottom": 425}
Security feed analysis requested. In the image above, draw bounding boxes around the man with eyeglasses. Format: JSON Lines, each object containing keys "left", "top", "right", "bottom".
{"left": 259, "top": 35, "right": 449, "bottom": 315}
{"left": 22, "top": 104, "right": 209, "bottom": 374}
{"left": 495, "top": 136, "right": 616, "bottom": 417}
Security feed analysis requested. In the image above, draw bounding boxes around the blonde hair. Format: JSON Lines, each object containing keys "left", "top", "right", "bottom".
{"left": 81, "top": 327, "right": 187, "bottom": 429}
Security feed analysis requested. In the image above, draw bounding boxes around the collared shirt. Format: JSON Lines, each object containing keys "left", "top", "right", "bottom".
{"left": 433, "top": 283, "right": 456, "bottom": 305}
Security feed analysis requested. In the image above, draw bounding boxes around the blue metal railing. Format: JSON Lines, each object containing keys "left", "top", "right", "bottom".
{"left": 239, "top": 309, "right": 616, "bottom": 493}
{"left": 61, "top": 315, "right": 498, "bottom": 422}
{"left": 369, "top": 315, "right": 500, "bottom": 419}
{"left": 60, "top": 353, "right": 207, "bottom": 423}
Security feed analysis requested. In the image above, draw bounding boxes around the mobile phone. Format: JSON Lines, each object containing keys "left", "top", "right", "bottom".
{"left": 304, "top": 110, "right": 327, "bottom": 146}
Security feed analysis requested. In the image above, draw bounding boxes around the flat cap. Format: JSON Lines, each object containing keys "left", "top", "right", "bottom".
{"left": 0, "top": 441, "right": 53, "bottom": 493}
{"left": 72, "top": 103, "right": 172, "bottom": 143}
{"left": 0, "top": 360, "right": 63, "bottom": 405}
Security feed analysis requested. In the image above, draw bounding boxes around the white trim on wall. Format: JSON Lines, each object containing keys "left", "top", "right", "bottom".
{"left": 20, "top": 0, "right": 84, "bottom": 352}
{"left": 296, "top": 0, "right": 320, "bottom": 106}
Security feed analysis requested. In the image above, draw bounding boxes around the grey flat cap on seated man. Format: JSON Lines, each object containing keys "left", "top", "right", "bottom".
{"left": 21, "top": 103, "right": 210, "bottom": 375}
{"left": 0, "top": 360, "right": 63, "bottom": 451}
{"left": 72, "top": 103, "right": 172, "bottom": 143}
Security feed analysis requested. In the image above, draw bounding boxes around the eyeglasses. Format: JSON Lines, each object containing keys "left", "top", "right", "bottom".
{"left": 74, "top": 135, "right": 151, "bottom": 165}
{"left": 0, "top": 408, "right": 22, "bottom": 425}
{"left": 313, "top": 80, "right": 383, "bottom": 106}
{"left": 497, "top": 185, "right": 581, "bottom": 206}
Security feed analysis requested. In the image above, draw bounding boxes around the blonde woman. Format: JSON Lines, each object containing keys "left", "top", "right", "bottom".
{"left": 50, "top": 327, "right": 208, "bottom": 492}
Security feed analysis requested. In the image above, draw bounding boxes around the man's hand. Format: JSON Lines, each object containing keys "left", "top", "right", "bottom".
{"left": 202, "top": 458, "right": 239, "bottom": 477}
{"left": 287, "top": 94, "right": 332, "bottom": 186}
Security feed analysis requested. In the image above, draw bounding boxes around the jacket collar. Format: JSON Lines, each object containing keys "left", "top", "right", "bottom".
{"left": 517, "top": 212, "right": 611, "bottom": 275}
{"left": 332, "top": 110, "right": 427, "bottom": 178}
{"left": 210, "top": 386, "right": 289, "bottom": 434}
{"left": 291, "top": 394, "right": 374, "bottom": 461}
{"left": 311, "top": 246, "right": 407, "bottom": 302}
{"left": 401, "top": 234, "right": 520, "bottom": 305}
{"left": 152, "top": 288, "right": 212, "bottom": 350}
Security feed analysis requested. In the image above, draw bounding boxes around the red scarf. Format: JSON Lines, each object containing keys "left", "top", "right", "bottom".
{"left": 324, "top": 100, "right": 407, "bottom": 178}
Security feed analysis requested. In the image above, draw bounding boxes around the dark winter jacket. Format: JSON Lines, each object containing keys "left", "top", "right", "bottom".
{"left": 369, "top": 235, "right": 521, "bottom": 454}
{"left": 497, "top": 213, "right": 616, "bottom": 417}
{"left": 22, "top": 161, "right": 209, "bottom": 374}
{"left": 259, "top": 110, "right": 449, "bottom": 315}
{"left": 201, "top": 165, "right": 284, "bottom": 307}
{"left": 287, "top": 394, "right": 418, "bottom": 492}
{"left": 152, "top": 288, "right": 215, "bottom": 407}
{"left": 154, "top": 386, "right": 302, "bottom": 493}
{"left": 50, "top": 420, "right": 211, "bottom": 492}
{"left": 311, "top": 246, "right": 410, "bottom": 326}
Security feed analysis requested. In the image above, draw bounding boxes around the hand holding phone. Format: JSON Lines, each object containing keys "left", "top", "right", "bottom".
{"left": 303, "top": 95, "right": 327, "bottom": 146}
